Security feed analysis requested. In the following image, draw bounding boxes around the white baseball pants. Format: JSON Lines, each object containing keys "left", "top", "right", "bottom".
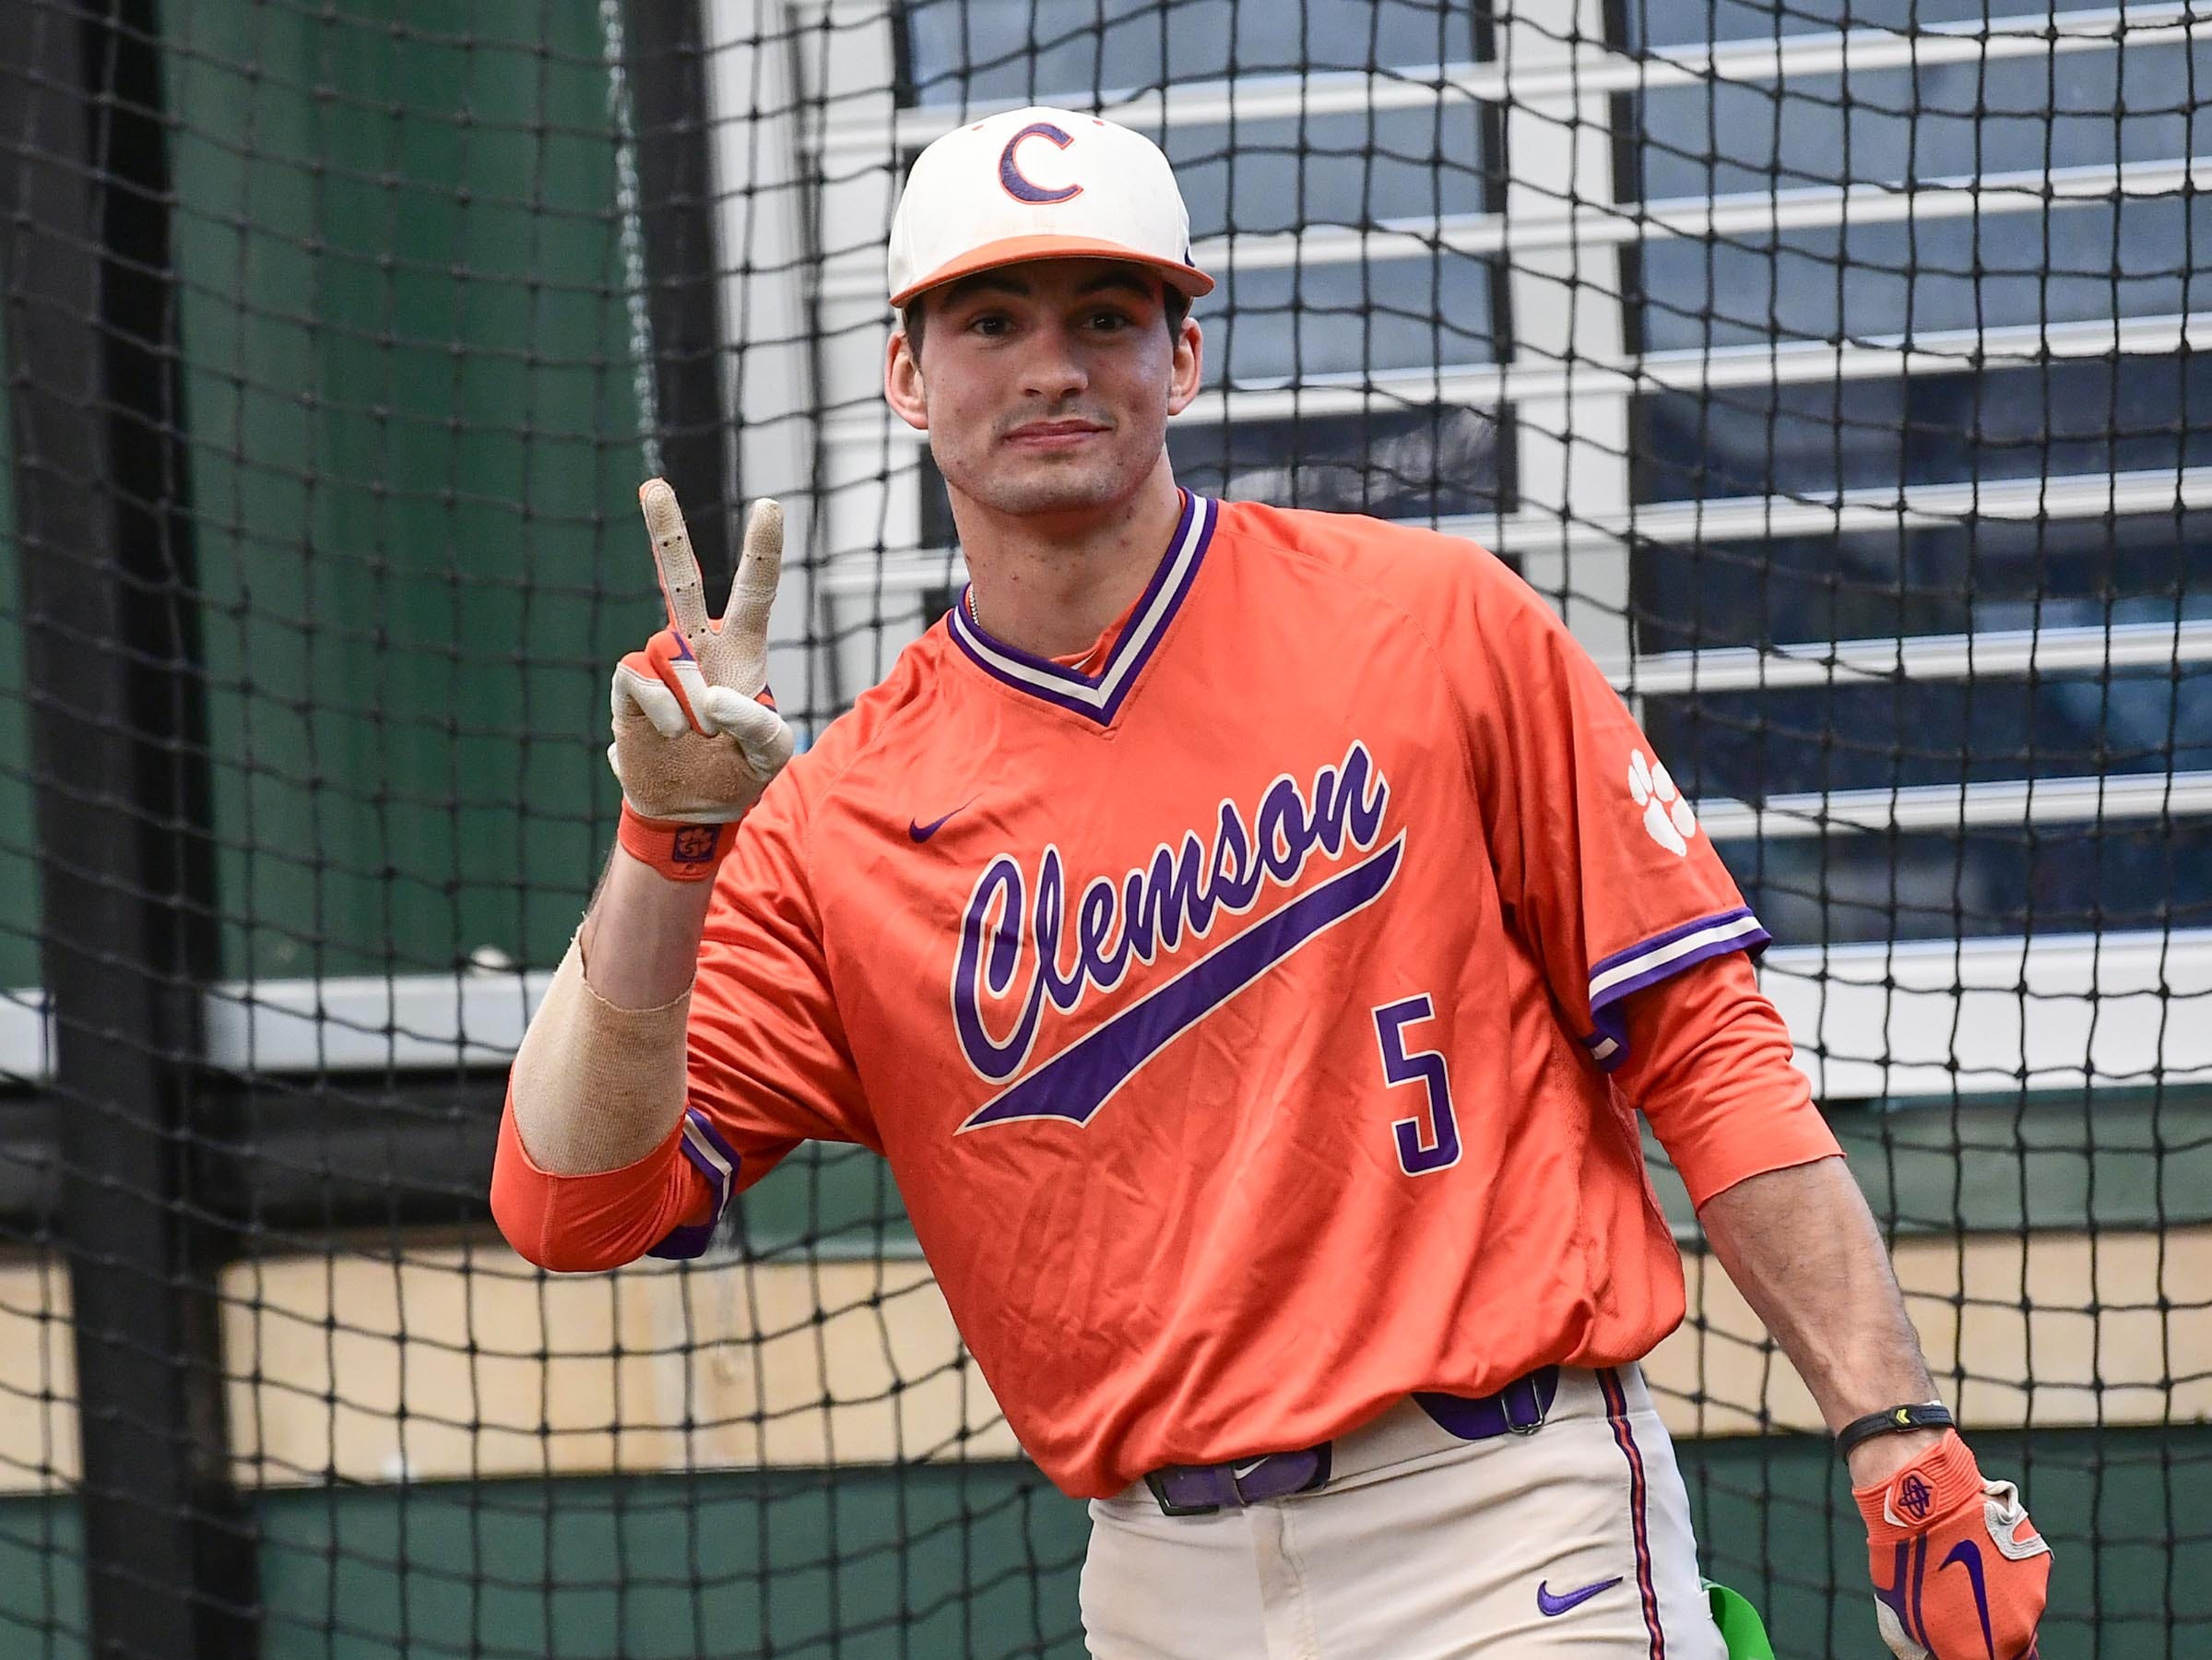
{"left": 1080, "top": 1364, "right": 1727, "bottom": 1659}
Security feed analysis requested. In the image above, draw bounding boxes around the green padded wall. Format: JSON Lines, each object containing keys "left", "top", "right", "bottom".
{"left": 0, "top": 1492, "right": 80, "bottom": 1660}
{"left": 254, "top": 1468, "right": 1089, "bottom": 1660}
{"left": 166, "top": 0, "right": 646, "bottom": 980}
{"left": 0, "top": 374, "right": 34, "bottom": 991}
{"left": 1, "top": 1430, "right": 2199, "bottom": 1659}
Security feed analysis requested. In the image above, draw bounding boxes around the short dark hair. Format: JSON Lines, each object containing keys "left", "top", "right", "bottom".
{"left": 901, "top": 279, "right": 1193, "bottom": 358}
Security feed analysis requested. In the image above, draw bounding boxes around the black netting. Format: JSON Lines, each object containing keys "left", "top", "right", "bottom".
{"left": 0, "top": 1, "right": 2203, "bottom": 1655}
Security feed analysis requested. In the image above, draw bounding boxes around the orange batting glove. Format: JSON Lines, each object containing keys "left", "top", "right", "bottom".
{"left": 608, "top": 481, "right": 794, "bottom": 880}
{"left": 1855, "top": 1430, "right": 2051, "bottom": 1660}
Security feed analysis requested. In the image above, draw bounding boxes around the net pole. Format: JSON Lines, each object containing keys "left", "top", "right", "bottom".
{"left": 602, "top": 0, "right": 669, "bottom": 481}
{"left": 0, "top": 1, "right": 254, "bottom": 1652}
{"left": 611, "top": 0, "right": 738, "bottom": 584}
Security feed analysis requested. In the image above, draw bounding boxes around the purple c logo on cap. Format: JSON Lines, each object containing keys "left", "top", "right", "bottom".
{"left": 998, "top": 122, "right": 1082, "bottom": 204}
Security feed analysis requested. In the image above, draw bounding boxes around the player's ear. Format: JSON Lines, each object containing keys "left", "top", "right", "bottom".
{"left": 1165, "top": 314, "right": 1202, "bottom": 417}
{"left": 884, "top": 326, "right": 929, "bottom": 432}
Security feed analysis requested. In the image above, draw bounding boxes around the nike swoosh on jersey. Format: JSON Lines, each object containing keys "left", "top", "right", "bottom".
{"left": 909, "top": 801, "right": 973, "bottom": 842}
{"left": 959, "top": 833, "right": 1404, "bottom": 1132}
{"left": 1536, "top": 1577, "right": 1622, "bottom": 1617}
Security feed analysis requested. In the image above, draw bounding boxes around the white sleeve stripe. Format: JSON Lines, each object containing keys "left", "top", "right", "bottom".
{"left": 1587, "top": 913, "right": 1768, "bottom": 1004}
{"left": 680, "top": 1112, "right": 735, "bottom": 1208}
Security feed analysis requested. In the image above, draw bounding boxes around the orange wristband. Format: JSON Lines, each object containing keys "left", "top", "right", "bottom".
{"left": 616, "top": 804, "right": 739, "bottom": 881}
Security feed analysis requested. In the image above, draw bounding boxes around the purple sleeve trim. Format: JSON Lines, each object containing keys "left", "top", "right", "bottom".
{"left": 686, "top": 1110, "right": 744, "bottom": 1177}
{"left": 1581, "top": 907, "right": 1772, "bottom": 1072}
{"left": 1580, "top": 1028, "right": 1626, "bottom": 1071}
{"left": 645, "top": 1219, "right": 719, "bottom": 1261}
{"left": 647, "top": 1109, "right": 740, "bottom": 1260}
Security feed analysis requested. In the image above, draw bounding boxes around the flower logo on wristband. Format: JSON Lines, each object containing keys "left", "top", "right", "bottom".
{"left": 671, "top": 826, "right": 720, "bottom": 864}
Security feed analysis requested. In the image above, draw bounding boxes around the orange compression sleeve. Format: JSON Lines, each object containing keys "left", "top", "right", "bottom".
{"left": 1613, "top": 951, "right": 1842, "bottom": 1209}
{"left": 489, "top": 1090, "right": 716, "bottom": 1273}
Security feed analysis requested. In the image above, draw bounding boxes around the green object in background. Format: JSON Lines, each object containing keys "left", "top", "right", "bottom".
{"left": 166, "top": 0, "right": 645, "bottom": 980}
{"left": 1706, "top": 1580, "right": 1779, "bottom": 1659}
{"left": 4, "top": 1426, "right": 2211, "bottom": 1657}
{"left": 0, "top": 372, "right": 35, "bottom": 990}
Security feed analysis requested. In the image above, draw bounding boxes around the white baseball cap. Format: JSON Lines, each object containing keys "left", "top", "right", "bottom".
{"left": 887, "top": 105, "right": 1214, "bottom": 309}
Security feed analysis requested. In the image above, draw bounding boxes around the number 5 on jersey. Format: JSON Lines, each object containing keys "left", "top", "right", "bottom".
{"left": 1373, "top": 996, "right": 1461, "bottom": 1176}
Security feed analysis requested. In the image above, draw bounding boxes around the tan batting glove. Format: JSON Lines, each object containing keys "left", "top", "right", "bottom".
{"left": 608, "top": 480, "right": 795, "bottom": 880}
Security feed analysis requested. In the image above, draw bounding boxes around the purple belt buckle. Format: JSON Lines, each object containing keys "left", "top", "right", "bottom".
{"left": 1144, "top": 1443, "right": 1333, "bottom": 1516}
{"left": 1413, "top": 1365, "right": 1559, "bottom": 1441}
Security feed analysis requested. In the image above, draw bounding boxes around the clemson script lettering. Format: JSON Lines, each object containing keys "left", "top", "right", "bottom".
{"left": 951, "top": 741, "right": 1390, "bottom": 1083}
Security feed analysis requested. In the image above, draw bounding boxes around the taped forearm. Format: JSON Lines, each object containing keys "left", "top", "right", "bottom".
{"left": 509, "top": 931, "right": 691, "bottom": 1175}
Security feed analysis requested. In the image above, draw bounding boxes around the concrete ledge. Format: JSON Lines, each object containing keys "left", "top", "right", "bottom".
{"left": 3, "top": 1224, "right": 2200, "bottom": 1494}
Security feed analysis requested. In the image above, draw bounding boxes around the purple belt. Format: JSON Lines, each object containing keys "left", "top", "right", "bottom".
{"left": 1142, "top": 1367, "right": 1559, "bottom": 1517}
{"left": 1413, "top": 1365, "right": 1558, "bottom": 1441}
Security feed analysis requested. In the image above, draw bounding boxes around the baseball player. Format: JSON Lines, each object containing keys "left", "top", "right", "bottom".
{"left": 492, "top": 108, "right": 2051, "bottom": 1657}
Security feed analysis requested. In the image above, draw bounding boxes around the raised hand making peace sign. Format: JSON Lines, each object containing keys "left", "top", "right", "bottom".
{"left": 608, "top": 480, "right": 795, "bottom": 880}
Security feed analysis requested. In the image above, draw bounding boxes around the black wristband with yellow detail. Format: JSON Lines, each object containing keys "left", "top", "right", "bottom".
{"left": 1835, "top": 1400, "right": 1956, "bottom": 1462}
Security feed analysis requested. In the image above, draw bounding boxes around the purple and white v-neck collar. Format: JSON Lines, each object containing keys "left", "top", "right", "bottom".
{"left": 946, "top": 491, "right": 1216, "bottom": 726}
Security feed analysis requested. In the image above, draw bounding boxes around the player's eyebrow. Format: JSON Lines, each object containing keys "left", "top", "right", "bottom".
{"left": 933, "top": 267, "right": 1159, "bottom": 312}
{"left": 935, "top": 271, "right": 1033, "bottom": 309}
{"left": 1072, "top": 269, "right": 1158, "bottom": 302}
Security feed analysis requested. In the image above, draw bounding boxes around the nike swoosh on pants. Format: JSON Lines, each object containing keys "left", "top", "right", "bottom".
{"left": 1537, "top": 1577, "right": 1623, "bottom": 1617}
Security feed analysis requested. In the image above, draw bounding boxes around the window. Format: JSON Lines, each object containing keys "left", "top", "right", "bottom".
{"left": 1164, "top": 105, "right": 1492, "bottom": 239}
{"left": 1603, "top": 4, "right": 2212, "bottom": 1011}
{"left": 1631, "top": 359, "right": 2212, "bottom": 502}
{"left": 900, "top": 0, "right": 1485, "bottom": 104}
{"left": 1619, "top": 0, "right": 2007, "bottom": 53}
{"left": 1201, "top": 255, "right": 1505, "bottom": 385}
{"left": 1635, "top": 512, "right": 2212, "bottom": 651}
{"left": 1630, "top": 200, "right": 2212, "bottom": 351}
{"left": 1719, "top": 821, "right": 2212, "bottom": 943}
{"left": 1646, "top": 667, "right": 2212, "bottom": 799}
{"left": 1628, "top": 42, "right": 2212, "bottom": 203}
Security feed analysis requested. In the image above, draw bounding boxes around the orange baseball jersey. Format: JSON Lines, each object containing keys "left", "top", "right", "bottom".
{"left": 493, "top": 491, "right": 1839, "bottom": 1498}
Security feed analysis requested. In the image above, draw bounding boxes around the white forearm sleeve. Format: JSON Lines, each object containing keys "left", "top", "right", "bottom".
{"left": 508, "top": 933, "right": 692, "bottom": 1175}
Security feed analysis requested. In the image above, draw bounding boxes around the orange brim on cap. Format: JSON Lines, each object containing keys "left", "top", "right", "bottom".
{"left": 889, "top": 232, "right": 1215, "bottom": 308}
